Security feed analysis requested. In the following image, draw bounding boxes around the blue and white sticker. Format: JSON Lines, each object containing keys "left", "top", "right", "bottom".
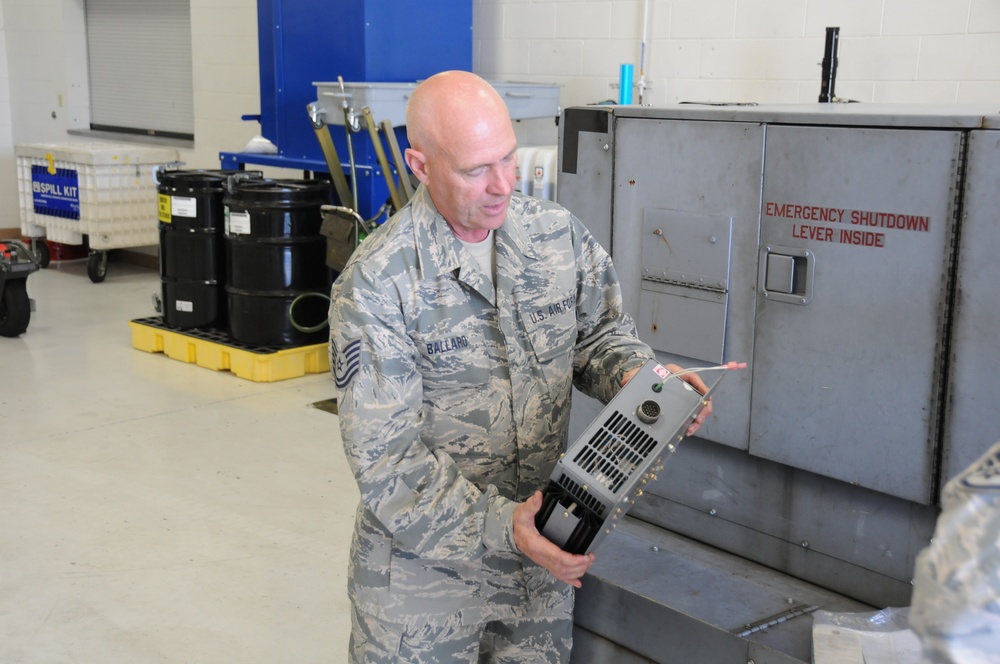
{"left": 31, "top": 165, "right": 80, "bottom": 219}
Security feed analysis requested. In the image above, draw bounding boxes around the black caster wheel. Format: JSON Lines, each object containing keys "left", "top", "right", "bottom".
{"left": 87, "top": 251, "right": 108, "bottom": 283}
{"left": 0, "top": 279, "right": 30, "bottom": 337}
{"left": 34, "top": 239, "right": 51, "bottom": 268}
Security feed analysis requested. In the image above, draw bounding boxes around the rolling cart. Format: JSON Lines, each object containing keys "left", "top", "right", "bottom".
{"left": 17, "top": 142, "right": 179, "bottom": 282}
{"left": 0, "top": 239, "right": 41, "bottom": 337}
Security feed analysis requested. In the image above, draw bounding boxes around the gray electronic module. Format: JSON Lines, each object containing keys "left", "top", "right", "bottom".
{"left": 536, "top": 360, "right": 730, "bottom": 554}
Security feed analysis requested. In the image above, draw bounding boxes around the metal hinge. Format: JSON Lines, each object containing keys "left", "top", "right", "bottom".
{"left": 641, "top": 268, "right": 727, "bottom": 294}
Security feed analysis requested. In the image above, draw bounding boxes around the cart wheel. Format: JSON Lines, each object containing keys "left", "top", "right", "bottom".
{"left": 87, "top": 251, "right": 108, "bottom": 283}
{"left": 0, "top": 279, "right": 30, "bottom": 337}
{"left": 35, "top": 240, "right": 51, "bottom": 269}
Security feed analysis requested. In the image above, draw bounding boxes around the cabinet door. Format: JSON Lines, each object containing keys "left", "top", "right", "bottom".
{"left": 612, "top": 118, "right": 765, "bottom": 451}
{"left": 750, "top": 125, "right": 962, "bottom": 504}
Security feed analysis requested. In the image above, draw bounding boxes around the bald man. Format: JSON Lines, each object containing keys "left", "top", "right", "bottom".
{"left": 328, "top": 71, "right": 705, "bottom": 662}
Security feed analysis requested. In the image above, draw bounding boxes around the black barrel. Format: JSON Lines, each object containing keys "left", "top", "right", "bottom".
{"left": 158, "top": 170, "right": 247, "bottom": 329}
{"left": 223, "top": 178, "right": 333, "bottom": 347}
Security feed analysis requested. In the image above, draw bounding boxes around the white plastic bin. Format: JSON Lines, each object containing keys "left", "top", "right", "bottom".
{"left": 17, "top": 142, "right": 178, "bottom": 250}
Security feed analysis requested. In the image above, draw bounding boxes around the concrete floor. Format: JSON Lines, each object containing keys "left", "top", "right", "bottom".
{"left": 1, "top": 259, "right": 357, "bottom": 663}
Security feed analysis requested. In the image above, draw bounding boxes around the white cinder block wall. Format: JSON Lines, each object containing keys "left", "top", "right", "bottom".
{"left": 1, "top": 0, "right": 998, "bottom": 233}
{"left": 477, "top": 0, "right": 1000, "bottom": 144}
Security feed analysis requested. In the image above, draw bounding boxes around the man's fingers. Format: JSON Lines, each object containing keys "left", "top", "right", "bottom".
{"left": 547, "top": 551, "right": 595, "bottom": 587}
{"left": 514, "top": 491, "right": 597, "bottom": 586}
{"left": 686, "top": 397, "right": 713, "bottom": 435}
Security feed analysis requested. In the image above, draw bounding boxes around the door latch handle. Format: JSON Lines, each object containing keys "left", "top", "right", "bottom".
{"left": 759, "top": 245, "right": 815, "bottom": 305}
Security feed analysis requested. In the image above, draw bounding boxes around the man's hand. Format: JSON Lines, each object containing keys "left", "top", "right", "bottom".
{"left": 512, "top": 491, "right": 595, "bottom": 588}
{"left": 622, "top": 363, "right": 713, "bottom": 436}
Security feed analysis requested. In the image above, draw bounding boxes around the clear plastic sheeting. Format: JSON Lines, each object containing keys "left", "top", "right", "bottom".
{"left": 812, "top": 607, "right": 922, "bottom": 664}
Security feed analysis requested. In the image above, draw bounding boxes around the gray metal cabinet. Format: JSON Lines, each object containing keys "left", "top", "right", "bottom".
{"left": 559, "top": 103, "right": 1000, "bottom": 663}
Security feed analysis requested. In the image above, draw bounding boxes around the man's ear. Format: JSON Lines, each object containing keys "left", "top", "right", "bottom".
{"left": 405, "top": 148, "right": 430, "bottom": 186}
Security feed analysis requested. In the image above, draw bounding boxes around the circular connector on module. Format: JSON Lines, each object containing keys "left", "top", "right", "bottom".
{"left": 636, "top": 400, "right": 661, "bottom": 424}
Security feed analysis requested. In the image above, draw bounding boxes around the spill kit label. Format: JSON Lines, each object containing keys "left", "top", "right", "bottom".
{"left": 765, "top": 201, "right": 932, "bottom": 249}
{"left": 31, "top": 165, "right": 80, "bottom": 219}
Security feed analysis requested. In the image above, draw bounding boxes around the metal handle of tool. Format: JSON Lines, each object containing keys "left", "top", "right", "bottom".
{"left": 337, "top": 77, "right": 361, "bottom": 212}
{"left": 380, "top": 119, "right": 413, "bottom": 203}
{"left": 307, "top": 103, "right": 354, "bottom": 209}
{"left": 362, "top": 106, "right": 403, "bottom": 212}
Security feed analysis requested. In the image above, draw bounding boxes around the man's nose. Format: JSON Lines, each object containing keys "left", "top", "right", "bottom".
{"left": 489, "top": 166, "right": 513, "bottom": 196}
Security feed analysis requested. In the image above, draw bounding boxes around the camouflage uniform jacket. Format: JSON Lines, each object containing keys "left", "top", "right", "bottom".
{"left": 328, "top": 185, "right": 653, "bottom": 627}
{"left": 910, "top": 440, "right": 1000, "bottom": 663}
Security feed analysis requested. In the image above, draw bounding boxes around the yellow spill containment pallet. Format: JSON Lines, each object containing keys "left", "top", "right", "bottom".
{"left": 129, "top": 317, "right": 329, "bottom": 383}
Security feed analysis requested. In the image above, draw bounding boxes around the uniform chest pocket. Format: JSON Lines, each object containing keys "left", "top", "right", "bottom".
{"left": 413, "top": 329, "right": 492, "bottom": 390}
{"left": 518, "top": 290, "right": 577, "bottom": 364}
{"left": 408, "top": 276, "right": 494, "bottom": 390}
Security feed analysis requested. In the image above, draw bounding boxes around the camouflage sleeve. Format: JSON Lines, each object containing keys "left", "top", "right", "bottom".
{"left": 569, "top": 215, "right": 654, "bottom": 403}
{"left": 909, "top": 441, "right": 1000, "bottom": 663}
{"left": 329, "top": 261, "right": 518, "bottom": 560}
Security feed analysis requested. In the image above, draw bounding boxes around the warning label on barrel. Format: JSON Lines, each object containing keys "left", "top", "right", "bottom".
{"left": 158, "top": 194, "right": 171, "bottom": 223}
{"left": 764, "top": 201, "right": 932, "bottom": 249}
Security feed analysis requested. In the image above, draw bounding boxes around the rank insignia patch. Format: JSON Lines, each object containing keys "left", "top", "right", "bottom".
{"left": 333, "top": 338, "right": 361, "bottom": 389}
